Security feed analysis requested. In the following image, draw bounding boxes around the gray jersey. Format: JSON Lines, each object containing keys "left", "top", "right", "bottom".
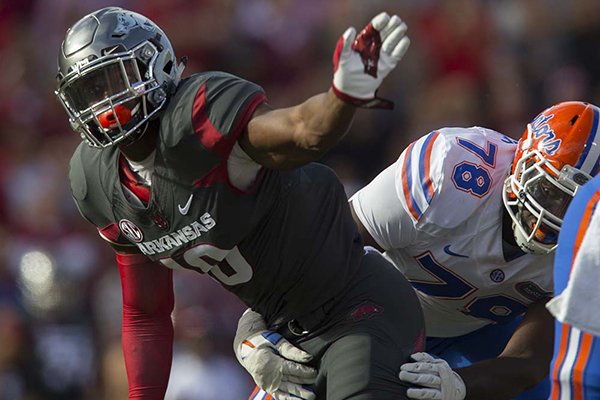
{"left": 69, "top": 71, "right": 363, "bottom": 327}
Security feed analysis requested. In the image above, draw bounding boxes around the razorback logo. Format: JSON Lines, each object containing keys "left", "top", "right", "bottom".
{"left": 113, "top": 12, "right": 153, "bottom": 37}
{"left": 530, "top": 113, "right": 562, "bottom": 155}
{"left": 350, "top": 302, "right": 383, "bottom": 321}
{"left": 150, "top": 212, "right": 169, "bottom": 231}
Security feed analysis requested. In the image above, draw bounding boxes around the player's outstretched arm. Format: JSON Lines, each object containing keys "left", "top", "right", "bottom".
{"left": 399, "top": 298, "right": 554, "bottom": 400}
{"left": 455, "top": 298, "right": 554, "bottom": 399}
{"left": 116, "top": 250, "right": 175, "bottom": 400}
{"left": 234, "top": 309, "right": 317, "bottom": 400}
{"left": 239, "top": 12, "right": 409, "bottom": 169}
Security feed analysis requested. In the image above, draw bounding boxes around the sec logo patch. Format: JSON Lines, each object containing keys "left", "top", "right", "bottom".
{"left": 490, "top": 269, "right": 505, "bottom": 282}
{"left": 119, "top": 219, "right": 144, "bottom": 243}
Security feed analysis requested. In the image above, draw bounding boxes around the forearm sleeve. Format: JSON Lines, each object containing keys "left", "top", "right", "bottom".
{"left": 117, "top": 253, "right": 174, "bottom": 400}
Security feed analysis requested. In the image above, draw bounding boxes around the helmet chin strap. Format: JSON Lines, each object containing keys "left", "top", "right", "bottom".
{"left": 119, "top": 119, "right": 150, "bottom": 148}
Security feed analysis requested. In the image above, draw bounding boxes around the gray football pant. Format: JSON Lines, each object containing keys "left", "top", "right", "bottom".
{"left": 283, "top": 250, "right": 425, "bottom": 400}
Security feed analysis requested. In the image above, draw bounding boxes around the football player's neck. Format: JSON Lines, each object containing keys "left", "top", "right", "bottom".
{"left": 119, "top": 122, "right": 159, "bottom": 162}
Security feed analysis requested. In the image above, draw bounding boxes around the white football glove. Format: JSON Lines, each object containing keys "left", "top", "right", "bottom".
{"left": 399, "top": 352, "right": 467, "bottom": 400}
{"left": 234, "top": 310, "right": 317, "bottom": 400}
{"left": 332, "top": 12, "right": 410, "bottom": 109}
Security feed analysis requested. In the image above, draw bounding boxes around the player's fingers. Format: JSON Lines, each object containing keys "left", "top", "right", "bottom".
{"left": 342, "top": 27, "right": 357, "bottom": 56}
{"left": 281, "top": 360, "right": 318, "bottom": 383}
{"left": 278, "top": 340, "right": 313, "bottom": 363}
{"left": 379, "top": 14, "right": 402, "bottom": 41}
{"left": 399, "top": 371, "right": 441, "bottom": 388}
{"left": 371, "top": 12, "right": 391, "bottom": 31}
{"left": 410, "top": 352, "right": 437, "bottom": 362}
{"left": 400, "top": 361, "right": 439, "bottom": 374}
{"left": 277, "top": 382, "right": 316, "bottom": 400}
{"left": 391, "top": 37, "right": 410, "bottom": 61}
{"left": 406, "top": 387, "right": 442, "bottom": 400}
{"left": 382, "top": 22, "right": 407, "bottom": 53}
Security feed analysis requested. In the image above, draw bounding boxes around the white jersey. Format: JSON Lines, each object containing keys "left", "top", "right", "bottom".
{"left": 351, "top": 127, "right": 554, "bottom": 337}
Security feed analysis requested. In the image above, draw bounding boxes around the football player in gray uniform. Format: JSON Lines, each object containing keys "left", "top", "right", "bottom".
{"left": 235, "top": 100, "right": 600, "bottom": 400}
{"left": 56, "top": 7, "right": 424, "bottom": 400}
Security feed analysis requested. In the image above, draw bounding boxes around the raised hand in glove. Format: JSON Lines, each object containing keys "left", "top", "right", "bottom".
{"left": 234, "top": 309, "right": 317, "bottom": 400}
{"left": 332, "top": 12, "right": 410, "bottom": 109}
{"left": 399, "top": 352, "right": 467, "bottom": 400}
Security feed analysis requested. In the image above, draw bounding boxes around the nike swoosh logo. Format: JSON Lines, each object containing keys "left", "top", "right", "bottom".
{"left": 443, "top": 245, "right": 469, "bottom": 258}
{"left": 178, "top": 194, "right": 194, "bottom": 215}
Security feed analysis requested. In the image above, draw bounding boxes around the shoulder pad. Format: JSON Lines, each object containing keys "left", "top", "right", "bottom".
{"left": 157, "top": 72, "right": 266, "bottom": 184}
{"left": 395, "top": 127, "right": 517, "bottom": 234}
{"left": 159, "top": 72, "right": 266, "bottom": 149}
{"left": 68, "top": 143, "right": 119, "bottom": 229}
{"left": 69, "top": 142, "right": 89, "bottom": 201}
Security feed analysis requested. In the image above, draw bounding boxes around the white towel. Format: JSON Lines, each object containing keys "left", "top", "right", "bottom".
{"left": 547, "top": 206, "right": 600, "bottom": 337}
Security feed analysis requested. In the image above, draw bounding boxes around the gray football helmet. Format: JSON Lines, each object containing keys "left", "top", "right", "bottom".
{"left": 55, "top": 7, "right": 185, "bottom": 147}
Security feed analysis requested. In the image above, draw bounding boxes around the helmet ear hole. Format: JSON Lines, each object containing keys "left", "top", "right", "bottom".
{"left": 570, "top": 115, "right": 579, "bottom": 125}
{"left": 163, "top": 60, "right": 173, "bottom": 75}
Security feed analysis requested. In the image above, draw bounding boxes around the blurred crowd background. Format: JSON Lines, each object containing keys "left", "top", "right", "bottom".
{"left": 1, "top": 0, "right": 599, "bottom": 399}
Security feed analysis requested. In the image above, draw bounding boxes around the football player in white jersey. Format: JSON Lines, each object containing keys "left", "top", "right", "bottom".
{"left": 234, "top": 101, "right": 600, "bottom": 400}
